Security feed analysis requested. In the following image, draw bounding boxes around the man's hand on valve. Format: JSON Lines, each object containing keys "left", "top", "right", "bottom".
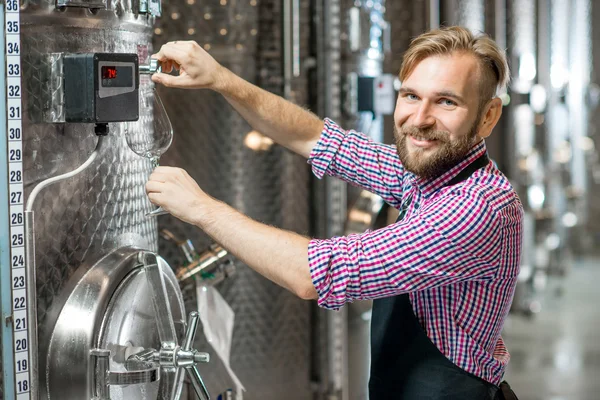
{"left": 151, "top": 41, "right": 226, "bottom": 90}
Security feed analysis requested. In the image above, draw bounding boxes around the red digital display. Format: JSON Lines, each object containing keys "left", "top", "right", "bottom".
{"left": 101, "top": 66, "right": 118, "bottom": 80}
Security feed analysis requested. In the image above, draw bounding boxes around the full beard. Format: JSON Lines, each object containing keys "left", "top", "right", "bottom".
{"left": 394, "top": 124, "right": 479, "bottom": 180}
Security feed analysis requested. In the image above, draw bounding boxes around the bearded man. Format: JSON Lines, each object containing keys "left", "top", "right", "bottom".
{"left": 146, "top": 26, "right": 523, "bottom": 399}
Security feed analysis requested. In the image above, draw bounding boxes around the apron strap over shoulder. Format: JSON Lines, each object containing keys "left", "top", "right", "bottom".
{"left": 496, "top": 381, "right": 519, "bottom": 400}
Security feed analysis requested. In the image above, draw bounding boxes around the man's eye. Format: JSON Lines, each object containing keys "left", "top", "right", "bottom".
{"left": 406, "top": 94, "right": 418, "bottom": 101}
{"left": 441, "top": 99, "right": 456, "bottom": 106}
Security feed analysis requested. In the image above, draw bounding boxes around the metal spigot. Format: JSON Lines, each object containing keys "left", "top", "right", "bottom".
{"left": 176, "top": 244, "right": 235, "bottom": 284}
{"left": 160, "top": 229, "right": 236, "bottom": 285}
{"left": 139, "top": 58, "right": 161, "bottom": 75}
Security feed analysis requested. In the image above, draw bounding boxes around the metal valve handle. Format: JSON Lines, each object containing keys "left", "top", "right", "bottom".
{"left": 182, "top": 312, "right": 210, "bottom": 400}
{"left": 140, "top": 251, "right": 211, "bottom": 400}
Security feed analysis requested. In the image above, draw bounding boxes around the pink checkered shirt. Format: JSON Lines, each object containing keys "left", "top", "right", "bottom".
{"left": 307, "top": 119, "right": 523, "bottom": 385}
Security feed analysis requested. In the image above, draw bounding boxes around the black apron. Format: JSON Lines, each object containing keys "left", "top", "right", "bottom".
{"left": 369, "top": 153, "right": 501, "bottom": 399}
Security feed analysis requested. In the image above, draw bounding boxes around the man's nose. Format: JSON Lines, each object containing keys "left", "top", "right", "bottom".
{"left": 412, "top": 102, "right": 436, "bottom": 129}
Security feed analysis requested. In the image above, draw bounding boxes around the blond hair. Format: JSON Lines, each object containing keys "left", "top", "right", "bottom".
{"left": 400, "top": 26, "right": 510, "bottom": 108}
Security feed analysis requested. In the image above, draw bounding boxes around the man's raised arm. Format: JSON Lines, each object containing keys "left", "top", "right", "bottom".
{"left": 151, "top": 41, "right": 323, "bottom": 158}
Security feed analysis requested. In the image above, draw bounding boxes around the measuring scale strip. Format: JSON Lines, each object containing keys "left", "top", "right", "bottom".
{"left": 5, "top": 1, "right": 30, "bottom": 398}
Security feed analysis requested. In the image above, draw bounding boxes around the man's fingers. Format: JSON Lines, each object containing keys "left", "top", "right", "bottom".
{"left": 151, "top": 42, "right": 189, "bottom": 65}
{"left": 152, "top": 72, "right": 178, "bottom": 87}
{"left": 148, "top": 170, "right": 174, "bottom": 185}
{"left": 145, "top": 181, "right": 163, "bottom": 193}
{"left": 151, "top": 72, "right": 191, "bottom": 88}
{"left": 149, "top": 167, "right": 188, "bottom": 183}
{"left": 148, "top": 172, "right": 171, "bottom": 184}
{"left": 147, "top": 192, "right": 163, "bottom": 205}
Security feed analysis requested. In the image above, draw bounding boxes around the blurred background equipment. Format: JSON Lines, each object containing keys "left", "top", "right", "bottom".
{"left": 2, "top": 0, "right": 600, "bottom": 399}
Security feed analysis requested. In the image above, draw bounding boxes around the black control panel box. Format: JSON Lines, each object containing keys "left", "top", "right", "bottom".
{"left": 64, "top": 53, "right": 139, "bottom": 123}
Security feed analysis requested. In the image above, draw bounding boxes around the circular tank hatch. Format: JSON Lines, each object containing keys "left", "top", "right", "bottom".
{"left": 41, "top": 246, "right": 186, "bottom": 400}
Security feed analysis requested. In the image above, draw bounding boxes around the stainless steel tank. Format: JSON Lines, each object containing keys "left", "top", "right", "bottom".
{"left": 16, "top": 0, "right": 192, "bottom": 398}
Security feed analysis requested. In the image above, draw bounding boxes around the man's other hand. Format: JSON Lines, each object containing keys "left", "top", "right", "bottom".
{"left": 146, "top": 167, "right": 317, "bottom": 300}
{"left": 146, "top": 166, "right": 210, "bottom": 225}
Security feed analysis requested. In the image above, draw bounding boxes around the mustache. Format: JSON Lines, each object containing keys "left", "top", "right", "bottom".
{"left": 397, "top": 125, "right": 450, "bottom": 142}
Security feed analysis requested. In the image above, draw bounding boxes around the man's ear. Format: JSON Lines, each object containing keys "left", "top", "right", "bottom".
{"left": 477, "top": 97, "right": 503, "bottom": 139}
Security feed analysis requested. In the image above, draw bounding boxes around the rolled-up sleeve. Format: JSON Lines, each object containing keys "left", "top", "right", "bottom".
{"left": 308, "top": 118, "right": 405, "bottom": 208}
{"left": 308, "top": 188, "right": 503, "bottom": 310}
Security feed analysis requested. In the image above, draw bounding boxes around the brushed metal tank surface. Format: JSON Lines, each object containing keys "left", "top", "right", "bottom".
{"left": 41, "top": 247, "right": 185, "bottom": 400}
{"left": 21, "top": 6, "right": 157, "bottom": 330}
{"left": 154, "top": 1, "right": 313, "bottom": 399}
{"left": 16, "top": 5, "right": 158, "bottom": 399}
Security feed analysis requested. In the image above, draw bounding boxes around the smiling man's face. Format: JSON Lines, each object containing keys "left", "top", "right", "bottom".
{"left": 393, "top": 52, "right": 489, "bottom": 179}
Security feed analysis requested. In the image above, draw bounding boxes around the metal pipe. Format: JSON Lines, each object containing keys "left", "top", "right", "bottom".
{"left": 26, "top": 135, "right": 103, "bottom": 211}
{"left": 24, "top": 210, "right": 38, "bottom": 400}
{"left": 292, "top": 0, "right": 300, "bottom": 77}
{"left": 320, "top": 1, "right": 348, "bottom": 398}
{"left": 282, "top": 0, "right": 292, "bottom": 99}
{"left": 428, "top": 0, "right": 440, "bottom": 30}
{"left": 494, "top": 0, "right": 507, "bottom": 53}
{"left": 24, "top": 134, "right": 104, "bottom": 400}
{"left": 568, "top": 0, "right": 591, "bottom": 221}
{"left": 176, "top": 245, "right": 229, "bottom": 282}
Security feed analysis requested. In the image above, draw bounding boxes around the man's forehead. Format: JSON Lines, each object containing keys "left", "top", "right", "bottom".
{"left": 401, "top": 53, "right": 481, "bottom": 99}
